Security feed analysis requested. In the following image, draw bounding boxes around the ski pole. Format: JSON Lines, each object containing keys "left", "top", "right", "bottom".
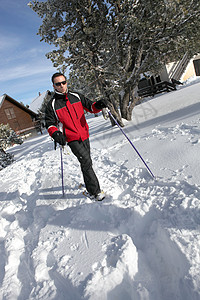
{"left": 60, "top": 145, "right": 65, "bottom": 196}
{"left": 107, "top": 109, "right": 155, "bottom": 179}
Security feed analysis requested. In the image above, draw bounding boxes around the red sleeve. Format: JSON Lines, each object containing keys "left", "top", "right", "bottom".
{"left": 45, "top": 99, "right": 59, "bottom": 136}
{"left": 91, "top": 102, "right": 102, "bottom": 114}
{"left": 47, "top": 125, "right": 59, "bottom": 137}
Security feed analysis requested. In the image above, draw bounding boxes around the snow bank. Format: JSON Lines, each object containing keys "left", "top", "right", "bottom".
{"left": 0, "top": 80, "right": 200, "bottom": 299}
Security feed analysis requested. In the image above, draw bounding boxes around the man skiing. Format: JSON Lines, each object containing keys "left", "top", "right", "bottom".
{"left": 45, "top": 72, "right": 107, "bottom": 201}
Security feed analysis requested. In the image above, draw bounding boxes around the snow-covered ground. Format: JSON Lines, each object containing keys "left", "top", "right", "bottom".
{"left": 1, "top": 78, "right": 200, "bottom": 300}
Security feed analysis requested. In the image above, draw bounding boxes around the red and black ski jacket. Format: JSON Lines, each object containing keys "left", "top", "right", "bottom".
{"left": 45, "top": 91, "right": 101, "bottom": 143}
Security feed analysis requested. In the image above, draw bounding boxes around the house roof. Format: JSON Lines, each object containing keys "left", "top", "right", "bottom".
{"left": 0, "top": 94, "right": 38, "bottom": 118}
{"left": 29, "top": 91, "right": 48, "bottom": 113}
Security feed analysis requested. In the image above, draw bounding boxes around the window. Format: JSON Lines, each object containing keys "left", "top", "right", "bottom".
{"left": 193, "top": 59, "right": 200, "bottom": 76}
{"left": 4, "top": 108, "right": 16, "bottom": 120}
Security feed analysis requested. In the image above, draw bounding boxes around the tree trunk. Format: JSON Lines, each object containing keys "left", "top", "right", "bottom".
{"left": 120, "top": 89, "right": 132, "bottom": 120}
{"left": 107, "top": 102, "right": 124, "bottom": 127}
{"left": 120, "top": 89, "right": 141, "bottom": 121}
{"left": 96, "top": 77, "right": 124, "bottom": 127}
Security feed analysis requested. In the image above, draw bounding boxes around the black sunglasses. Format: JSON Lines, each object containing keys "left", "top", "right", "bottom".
{"left": 54, "top": 80, "right": 67, "bottom": 87}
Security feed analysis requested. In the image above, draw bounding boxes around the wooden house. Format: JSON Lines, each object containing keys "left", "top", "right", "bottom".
{"left": 137, "top": 53, "right": 200, "bottom": 97}
{"left": 0, "top": 94, "right": 39, "bottom": 136}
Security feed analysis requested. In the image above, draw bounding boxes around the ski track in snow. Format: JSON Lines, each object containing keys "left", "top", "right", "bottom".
{"left": 1, "top": 82, "right": 200, "bottom": 300}
{"left": 1, "top": 136, "right": 200, "bottom": 300}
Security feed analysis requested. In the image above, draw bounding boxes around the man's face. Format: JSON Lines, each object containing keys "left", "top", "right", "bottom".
{"left": 53, "top": 75, "right": 67, "bottom": 94}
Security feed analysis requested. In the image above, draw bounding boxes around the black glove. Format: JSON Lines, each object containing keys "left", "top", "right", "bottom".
{"left": 52, "top": 131, "right": 66, "bottom": 146}
{"left": 94, "top": 99, "right": 108, "bottom": 109}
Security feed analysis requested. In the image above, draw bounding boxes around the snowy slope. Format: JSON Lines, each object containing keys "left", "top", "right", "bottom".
{"left": 0, "top": 79, "right": 200, "bottom": 300}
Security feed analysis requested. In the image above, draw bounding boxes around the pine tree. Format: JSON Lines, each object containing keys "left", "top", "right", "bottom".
{"left": 0, "top": 148, "right": 14, "bottom": 171}
{"left": 0, "top": 124, "right": 23, "bottom": 170}
{"left": 29, "top": 0, "right": 200, "bottom": 122}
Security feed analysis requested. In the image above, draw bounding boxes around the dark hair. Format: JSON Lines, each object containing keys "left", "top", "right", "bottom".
{"left": 51, "top": 72, "right": 66, "bottom": 84}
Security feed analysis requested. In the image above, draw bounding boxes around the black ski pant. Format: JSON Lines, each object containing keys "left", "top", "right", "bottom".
{"left": 68, "top": 138, "right": 101, "bottom": 196}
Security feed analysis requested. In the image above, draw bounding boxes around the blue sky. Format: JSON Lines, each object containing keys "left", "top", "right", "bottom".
{"left": 0, "top": 0, "right": 61, "bottom": 105}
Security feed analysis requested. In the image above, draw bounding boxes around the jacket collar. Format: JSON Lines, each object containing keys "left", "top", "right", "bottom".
{"left": 54, "top": 90, "right": 69, "bottom": 100}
